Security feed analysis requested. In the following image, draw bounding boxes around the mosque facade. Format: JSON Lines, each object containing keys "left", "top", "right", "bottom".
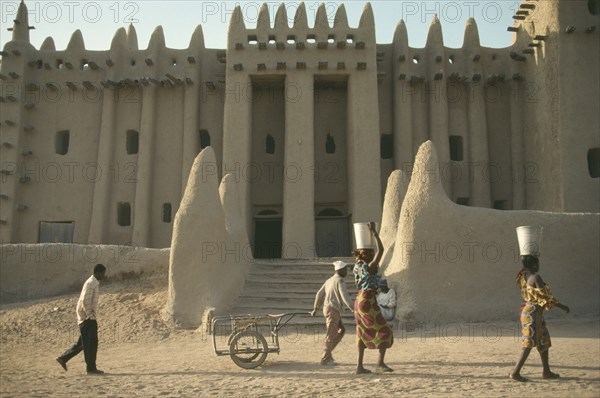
{"left": 0, "top": 0, "right": 598, "bottom": 258}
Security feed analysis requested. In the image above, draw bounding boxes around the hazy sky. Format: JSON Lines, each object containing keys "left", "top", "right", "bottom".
{"left": 1, "top": 1, "right": 522, "bottom": 50}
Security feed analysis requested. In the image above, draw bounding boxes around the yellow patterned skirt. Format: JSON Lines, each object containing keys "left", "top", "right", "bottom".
{"left": 354, "top": 289, "right": 393, "bottom": 349}
{"left": 520, "top": 302, "right": 551, "bottom": 350}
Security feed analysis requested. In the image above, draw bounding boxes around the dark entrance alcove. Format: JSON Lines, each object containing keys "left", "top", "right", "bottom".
{"left": 315, "top": 208, "right": 350, "bottom": 257}
{"left": 253, "top": 210, "right": 282, "bottom": 259}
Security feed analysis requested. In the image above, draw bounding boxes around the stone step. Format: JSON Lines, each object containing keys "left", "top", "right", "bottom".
{"left": 245, "top": 276, "right": 340, "bottom": 284}
{"left": 234, "top": 298, "right": 321, "bottom": 309}
{"left": 238, "top": 290, "right": 357, "bottom": 300}
{"left": 228, "top": 259, "right": 358, "bottom": 326}
{"left": 248, "top": 263, "right": 352, "bottom": 273}
{"left": 244, "top": 277, "right": 356, "bottom": 286}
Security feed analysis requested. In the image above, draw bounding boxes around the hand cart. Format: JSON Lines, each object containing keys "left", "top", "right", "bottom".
{"left": 211, "top": 311, "right": 309, "bottom": 369}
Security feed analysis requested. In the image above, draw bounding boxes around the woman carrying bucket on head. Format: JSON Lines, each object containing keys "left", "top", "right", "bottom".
{"left": 351, "top": 221, "right": 394, "bottom": 374}
{"left": 510, "top": 226, "right": 570, "bottom": 382}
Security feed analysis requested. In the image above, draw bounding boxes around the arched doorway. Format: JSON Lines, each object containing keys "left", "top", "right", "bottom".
{"left": 315, "top": 208, "right": 350, "bottom": 257}
{"left": 253, "top": 209, "right": 282, "bottom": 259}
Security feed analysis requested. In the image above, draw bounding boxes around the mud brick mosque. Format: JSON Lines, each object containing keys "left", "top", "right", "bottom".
{"left": 0, "top": 0, "right": 598, "bottom": 258}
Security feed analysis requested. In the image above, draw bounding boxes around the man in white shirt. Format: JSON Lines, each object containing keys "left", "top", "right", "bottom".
{"left": 376, "top": 279, "right": 396, "bottom": 322}
{"left": 310, "top": 260, "right": 354, "bottom": 366}
{"left": 56, "top": 264, "right": 106, "bottom": 375}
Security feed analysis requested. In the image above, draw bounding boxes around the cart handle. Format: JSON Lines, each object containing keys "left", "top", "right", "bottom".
{"left": 267, "top": 311, "right": 312, "bottom": 333}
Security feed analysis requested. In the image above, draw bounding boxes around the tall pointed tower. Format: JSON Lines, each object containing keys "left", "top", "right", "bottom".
{"left": 509, "top": 0, "right": 599, "bottom": 211}
{"left": 0, "top": 1, "right": 36, "bottom": 242}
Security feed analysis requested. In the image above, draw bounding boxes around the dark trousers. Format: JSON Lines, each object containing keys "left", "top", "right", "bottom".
{"left": 59, "top": 319, "right": 98, "bottom": 372}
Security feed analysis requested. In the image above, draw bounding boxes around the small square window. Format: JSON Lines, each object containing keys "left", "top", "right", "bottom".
{"left": 55, "top": 130, "right": 70, "bottom": 155}
{"left": 449, "top": 135, "right": 463, "bottom": 161}
{"left": 126, "top": 130, "right": 139, "bottom": 155}
{"left": 117, "top": 202, "right": 131, "bottom": 226}
{"left": 380, "top": 134, "right": 393, "bottom": 159}
{"left": 199, "top": 130, "right": 211, "bottom": 153}
{"left": 266, "top": 134, "right": 275, "bottom": 154}
{"left": 163, "top": 203, "right": 172, "bottom": 223}
{"left": 325, "top": 134, "right": 336, "bottom": 154}
{"left": 588, "top": 148, "right": 600, "bottom": 178}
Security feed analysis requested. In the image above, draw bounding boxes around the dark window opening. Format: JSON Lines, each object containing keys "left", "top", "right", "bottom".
{"left": 315, "top": 209, "right": 350, "bottom": 257}
{"left": 266, "top": 134, "right": 275, "bottom": 154}
{"left": 456, "top": 197, "right": 470, "bottom": 206}
{"left": 163, "top": 203, "right": 172, "bottom": 223}
{"left": 589, "top": 0, "right": 599, "bottom": 15}
{"left": 449, "top": 135, "right": 464, "bottom": 161}
{"left": 325, "top": 133, "right": 336, "bottom": 154}
{"left": 254, "top": 209, "right": 282, "bottom": 259}
{"left": 199, "top": 130, "right": 211, "bottom": 152}
{"left": 55, "top": 130, "right": 70, "bottom": 155}
{"left": 588, "top": 148, "right": 600, "bottom": 178}
{"left": 117, "top": 202, "right": 131, "bottom": 226}
{"left": 126, "top": 130, "right": 139, "bottom": 154}
{"left": 494, "top": 200, "right": 510, "bottom": 210}
{"left": 380, "top": 134, "right": 393, "bottom": 159}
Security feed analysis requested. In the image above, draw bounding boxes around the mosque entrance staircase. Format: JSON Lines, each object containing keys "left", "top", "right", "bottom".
{"left": 227, "top": 259, "right": 358, "bottom": 327}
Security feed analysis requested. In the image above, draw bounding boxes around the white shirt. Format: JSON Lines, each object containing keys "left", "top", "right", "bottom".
{"left": 76, "top": 275, "right": 99, "bottom": 324}
{"left": 313, "top": 274, "right": 354, "bottom": 313}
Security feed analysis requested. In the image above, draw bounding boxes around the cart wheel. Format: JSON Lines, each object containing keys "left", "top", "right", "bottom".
{"left": 229, "top": 330, "right": 268, "bottom": 369}
{"left": 226, "top": 331, "right": 259, "bottom": 362}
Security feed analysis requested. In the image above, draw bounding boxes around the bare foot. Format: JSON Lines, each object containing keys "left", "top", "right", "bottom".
{"left": 376, "top": 364, "right": 394, "bottom": 373}
{"left": 543, "top": 371, "right": 560, "bottom": 379}
{"left": 355, "top": 367, "right": 372, "bottom": 374}
{"left": 509, "top": 372, "right": 529, "bottom": 382}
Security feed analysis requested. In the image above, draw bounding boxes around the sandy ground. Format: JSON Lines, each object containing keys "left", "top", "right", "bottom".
{"left": 1, "top": 273, "right": 599, "bottom": 398}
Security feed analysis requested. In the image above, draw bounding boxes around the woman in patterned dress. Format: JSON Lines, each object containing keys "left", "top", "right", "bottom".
{"left": 352, "top": 222, "right": 394, "bottom": 374}
{"left": 510, "top": 255, "right": 570, "bottom": 382}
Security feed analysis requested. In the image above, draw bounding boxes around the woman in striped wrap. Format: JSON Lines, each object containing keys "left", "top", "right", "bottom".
{"left": 352, "top": 221, "right": 394, "bottom": 374}
{"left": 509, "top": 255, "right": 570, "bottom": 382}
